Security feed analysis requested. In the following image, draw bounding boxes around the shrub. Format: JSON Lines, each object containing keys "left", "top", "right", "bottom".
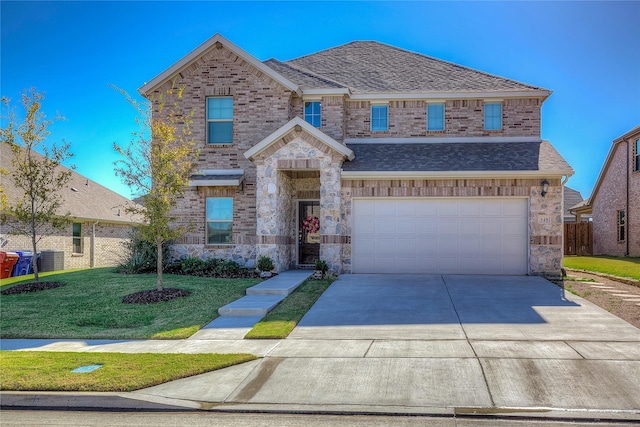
{"left": 116, "top": 229, "right": 170, "bottom": 274}
{"left": 314, "top": 259, "right": 328, "bottom": 273}
{"left": 216, "top": 259, "right": 242, "bottom": 275}
{"left": 180, "top": 257, "right": 207, "bottom": 276}
{"left": 257, "top": 256, "right": 275, "bottom": 272}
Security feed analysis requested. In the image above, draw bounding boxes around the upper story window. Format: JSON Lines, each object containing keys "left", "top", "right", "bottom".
{"left": 72, "top": 222, "right": 82, "bottom": 254}
{"left": 617, "top": 210, "right": 626, "bottom": 242}
{"left": 635, "top": 139, "right": 640, "bottom": 172}
{"left": 427, "top": 104, "right": 445, "bottom": 131}
{"left": 371, "top": 105, "right": 388, "bottom": 132}
{"left": 206, "top": 197, "right": 233, "bottom": 244}
{"left": 484, "top": 102, "right": 502, "bottom": 130}
{"left": 207, "top": 97, "right": 233, "bottom": 144}
{"left": 304, "top": 101, "right": 321, "bottom": 128}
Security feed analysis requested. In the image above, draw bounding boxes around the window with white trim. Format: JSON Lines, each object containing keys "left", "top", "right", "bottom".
{"left": 371, "top": 105, "right": 388, "bottom": 131}
{"left": 617, "top": 210, "right": 625, "bottom": 242}
{"left": 304, "top": 101, "right": 321, "bottom": 128}
{"left": 72, "top": 222, "right": 83, "bottom": 254}
{"left": 484, "top": 102, "right": 502, "bottom": 130}
{"left": 207, "top": 97, "right": 233, "bottom": 144}
{"left": 427, "top": 104, "right": 445, "bottom": 131}
{"left": 635, "top": 139, "right": 639, "bottom": 172}
{"left": 207, "top": 197, "right": 233, "bottom": 244}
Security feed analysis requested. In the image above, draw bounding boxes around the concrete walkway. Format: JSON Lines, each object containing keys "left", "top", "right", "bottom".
{"left": 190, "top": 270, "right": 312, "bottom": 339}
{"left": 2, "top": 274, "right": 640, "bottom": 423}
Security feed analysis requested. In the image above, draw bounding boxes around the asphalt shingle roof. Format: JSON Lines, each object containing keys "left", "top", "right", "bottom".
{"left": 342, "top": 141, "right": 572, "bottom": 173}
{"left": 1, "top": 142, "right": 142, "bottom": 224}
{"left": 281, "top": 41, "right": 547, "bottom": 94}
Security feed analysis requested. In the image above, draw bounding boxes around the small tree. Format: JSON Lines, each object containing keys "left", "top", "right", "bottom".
{"left": 0, "top": 89, "right": 74, "bottom": 283}
{"left": 112, "top": 83, "right": 198, "bottom": 291}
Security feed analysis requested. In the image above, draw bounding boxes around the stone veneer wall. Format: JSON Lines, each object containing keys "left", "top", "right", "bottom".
{"left": 340, "top": 178, "right": 563, "bottom": 276}
{"left": 252, "top": 129, "right": 346, "bottom": 272}
{"left": 1, "top": 220, "right": 133, "bottom": 269}
{"left": 344, "top": 98, "right": 541, "bottom": 139}
{"left": 592, "top": 136, "right": 640, "bottom": 256}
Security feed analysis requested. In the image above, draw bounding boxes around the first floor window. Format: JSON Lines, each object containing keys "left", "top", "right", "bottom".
{"left": 72, "top": 222, "right": 82, "bottom": 254}
{"left": 635, "top": 139, "right": 639, "bottom": 172}
{"left": 617, "top": 210, "right": 626, "bottom": 242}
{"left": 484, "top": 102, "right": 502, "bottom": 130}
{"left": 207, "top": 97, "right": 233, "bottom": 144}
{"left": 304, "top": 101, "right": 321, "bottom": 127}
{"left": 207, "top": 197, "right": 233, "bottom": 244}
{"left": 427, "top": 104, "right": 445, "bottom": 131}
{"left": 371, "top": 105, "right": 388, "bottom": 131}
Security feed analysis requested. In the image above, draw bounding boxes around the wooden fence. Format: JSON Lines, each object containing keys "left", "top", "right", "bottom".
{"left": 564, "top": 222, "right": 593, "bottom": 256}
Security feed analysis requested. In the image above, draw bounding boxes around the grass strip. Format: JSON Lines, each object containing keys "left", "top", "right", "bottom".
{"left": 0, "top": 351, "right": 257, "bottom": 392}
{"left": 0, "top": 268, "right": 260, "bottom": 340}
{"left": 245, "top": 277, "right": 334, "bottom": 339}
{"left": 564, "top": 256, "right": 640, "bottom": 280}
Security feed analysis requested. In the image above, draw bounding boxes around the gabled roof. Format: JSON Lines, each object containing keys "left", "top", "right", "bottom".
{"left": 244, "top": 117, "right": 354, "bottom": 162}
{"left": 139, "top": 34, "right": 301, "bottom": 96}
{"left": 141, "top": 34, "right": 550, "bottom": 99}
{"left": 583, "top": 125, "right": 640, "bottom": 208}
{"left": 564, "top": 187, "right": 587, "bottom": 220}
{"left": 283, "top": 41, "right": 551, "bottom": 98}
{"left": 341, "top": 141, "right": 573, "bottom": 178}
{"left": 1, "top": 142, "right": 142, "bottom": 225}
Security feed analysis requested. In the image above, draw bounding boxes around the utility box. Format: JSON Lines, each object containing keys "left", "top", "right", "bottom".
{"left": 39, "top": 250, "right": 64, "bottom": 272}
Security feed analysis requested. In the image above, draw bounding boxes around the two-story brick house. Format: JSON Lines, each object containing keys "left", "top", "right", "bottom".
{"left": 571, "top": 125, "right": 640, "bottom": 256}
{"left": 139, "top": 34, "right": 573, "bottom": 276}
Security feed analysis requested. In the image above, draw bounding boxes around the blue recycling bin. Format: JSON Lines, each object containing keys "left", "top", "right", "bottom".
{"left": 11, "top": 250, "right": 35, "bottom": 277}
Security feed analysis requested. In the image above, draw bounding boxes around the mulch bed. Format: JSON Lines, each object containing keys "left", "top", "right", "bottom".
{"left": 122, "top": 288, "right": 191, "bottom": 304}
{"left": 0, "top": 281, "right": 65, "bottom": 295}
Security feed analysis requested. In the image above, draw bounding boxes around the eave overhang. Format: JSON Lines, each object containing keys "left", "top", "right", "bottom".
{"left": 340, "top": 170, "right": 573, "bottom": 180}
{"left": 188, "top": 169, "right": 245, "bottom": 187}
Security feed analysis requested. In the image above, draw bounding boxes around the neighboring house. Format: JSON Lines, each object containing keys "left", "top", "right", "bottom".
{"left": 564, "top": 187, "right": 590, "bottom": 223}
{"left": 1, "top": 142, "right": 142, "bottom": 269}
{"left": 571, "top": 126, "right": 640, "bottom": 257}
{"left": 139, "top": 34, "right": 573, "bottom": 276}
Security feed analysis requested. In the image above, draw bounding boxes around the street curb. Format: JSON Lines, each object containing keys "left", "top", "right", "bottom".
{"left": 0, "top": 391, "right": 199, "bottom": 412}
{"left": 3, "top": 392, "right": 640, "bottom": 423}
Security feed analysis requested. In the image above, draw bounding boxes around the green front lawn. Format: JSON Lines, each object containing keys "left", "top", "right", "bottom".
{"left": 0, "top": 268, "right": 260, "bottom": 339}
{"left": 564, "top": 256, "right": 640, "bottom": 280}
{"left": 245, "top": 277, "right": 334, "bottom": 339}
{"left": 0, "top": 351, "right": 256, "bottom": 392}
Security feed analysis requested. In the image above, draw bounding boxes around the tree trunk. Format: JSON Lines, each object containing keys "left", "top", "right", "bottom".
{"left": 156, "top": 239, "right": 163, "bottom": 291}
{"left": 30, "top": 203, "right": 39, "bottom": 283}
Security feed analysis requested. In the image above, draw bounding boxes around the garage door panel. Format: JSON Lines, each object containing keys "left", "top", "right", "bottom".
{"left": 352, "top": 198, "right": 528, "bottom": 275}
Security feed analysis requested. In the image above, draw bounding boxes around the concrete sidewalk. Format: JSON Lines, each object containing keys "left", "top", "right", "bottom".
{"left": 2, "top": 274, "right": 640, "bottom": 423}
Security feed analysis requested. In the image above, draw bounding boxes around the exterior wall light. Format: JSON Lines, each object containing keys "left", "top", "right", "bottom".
{"left": 541, "top": 179, "right": 549, "bottom": 197}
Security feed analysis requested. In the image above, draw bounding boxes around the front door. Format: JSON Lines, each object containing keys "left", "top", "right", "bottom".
{"left": 298, "top": 201, "right": 320, "bottom": 265}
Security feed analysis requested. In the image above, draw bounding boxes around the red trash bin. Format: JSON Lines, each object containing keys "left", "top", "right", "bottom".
{"left": 1, "top": 251, "right": 19, "bottom": 279}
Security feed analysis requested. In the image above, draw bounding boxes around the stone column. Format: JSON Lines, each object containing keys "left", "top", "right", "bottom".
{"left": 319, "top": 158, "right": 342, "bottom": 273}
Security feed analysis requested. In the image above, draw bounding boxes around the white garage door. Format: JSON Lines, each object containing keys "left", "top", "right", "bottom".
{"left": 352, "top": 198, "right": 528, "bottom": 275}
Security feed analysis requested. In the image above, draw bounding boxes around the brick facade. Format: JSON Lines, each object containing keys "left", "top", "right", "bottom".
{"left": 1, "top": 220, "right": 133, "bottom": 270}
{"left": 144, "top": 36, "right": 568, "bottom": 276}
{"left": 592, "top": 129, "right": 640, "bottom": 257}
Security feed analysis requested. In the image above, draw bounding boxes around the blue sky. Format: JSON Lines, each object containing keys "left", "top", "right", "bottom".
{"left": 2, "top": 1, "right": 639, "bottom": 200}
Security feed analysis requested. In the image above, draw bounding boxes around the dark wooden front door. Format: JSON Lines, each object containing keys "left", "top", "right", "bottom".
{"left": 298, "top": 201, "right": 320, "bottom": 265}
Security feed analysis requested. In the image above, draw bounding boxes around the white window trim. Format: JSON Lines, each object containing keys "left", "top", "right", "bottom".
{"left": 371, "top": 104, "right": 389, "bottom": 132}
{"left": 304, "top": 101, "right": 322, "bottom": 128}
{"left": 427, "top": 103, "right": 445, "bottom": 131}
{"left": 617, "top": 210, "right": 626, "bottom": 242}
{"left": 484, "top": 102, "right": 503, "bottom": 131}
{"left": 72, "top": 222, "right": 83, "bottom": 254}
{"left": 206, "top": 97, "right": 233, "bottom": 145}
{"left": 206, "top": 197, "right": 234, "bottom": 245}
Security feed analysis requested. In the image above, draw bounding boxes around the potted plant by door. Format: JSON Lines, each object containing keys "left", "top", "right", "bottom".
{"left": 257, "top": 255, "right": 275, "bottom": 278}
{"left": 313, "top": 259, "right": 328, "bottom": 279}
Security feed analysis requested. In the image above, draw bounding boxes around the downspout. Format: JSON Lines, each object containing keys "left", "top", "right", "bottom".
{"left": 626, "top": 140, "right": 630, "bottom": 256}
{"left": 561, "top": 175, "right": 570, "bottom": 270}
{"left": 91, "top": 221, "right": 99, "bottom": 268}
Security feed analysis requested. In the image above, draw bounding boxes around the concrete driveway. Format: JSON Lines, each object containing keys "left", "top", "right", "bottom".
{"left": 214, "top": 274, "right": 640, "bottom": 414}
